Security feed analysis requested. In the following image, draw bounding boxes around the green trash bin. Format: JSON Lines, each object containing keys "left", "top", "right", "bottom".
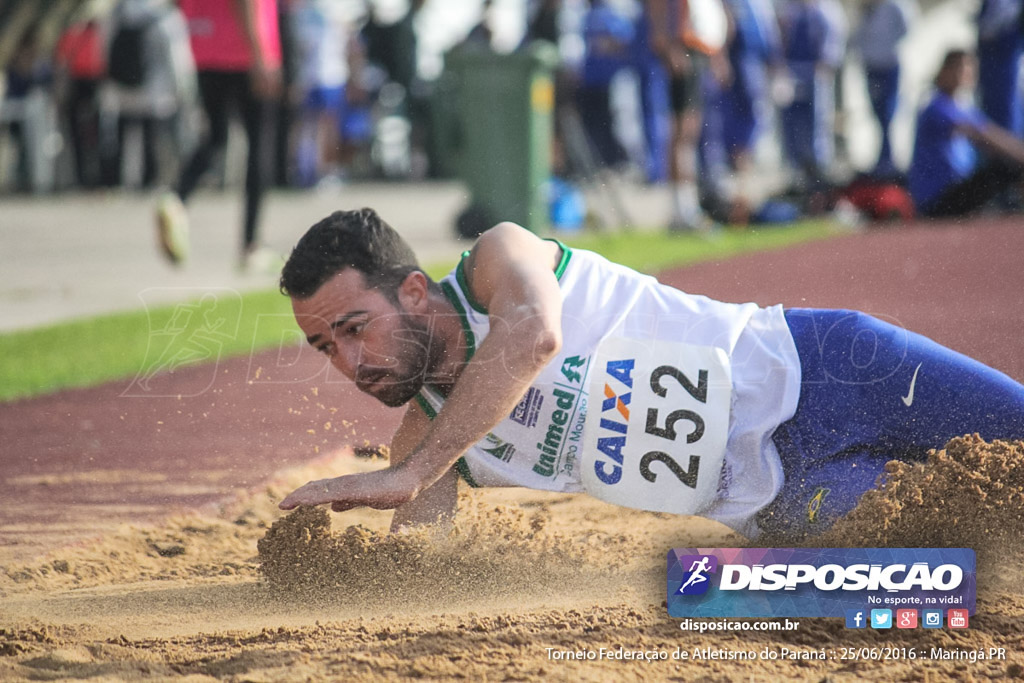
{"left": 444, "top": 41, "right": 559, "bottom": 237}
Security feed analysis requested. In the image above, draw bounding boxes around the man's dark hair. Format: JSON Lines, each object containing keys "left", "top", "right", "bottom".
{"left": 280, "top": 208, "right": 427, "bottom": 300}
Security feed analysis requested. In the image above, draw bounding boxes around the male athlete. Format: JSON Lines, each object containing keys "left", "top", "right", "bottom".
{"left": 278, "top": 209, "right": 1024, "bottom": 537}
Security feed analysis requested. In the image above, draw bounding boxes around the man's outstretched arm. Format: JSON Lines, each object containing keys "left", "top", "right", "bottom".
{"left": 386, "top": 402, "right": 458, "bottom": 532}
{"left": 387, "top": 223, "right": 564, "bottom": 493}
{"left": 279, "top": 223, "right": 563, "bottom": 512}
{"left": 281, "top": 401, "right": 458, "bottom": 529}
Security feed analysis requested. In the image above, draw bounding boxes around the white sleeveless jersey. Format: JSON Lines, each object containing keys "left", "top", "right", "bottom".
{"left": 415, "top": 243, "right": 802, "bottom": 537}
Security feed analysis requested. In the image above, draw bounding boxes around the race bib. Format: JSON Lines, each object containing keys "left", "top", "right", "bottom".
{"left": 580, "top": 336, "right": 732, "bottom": 515}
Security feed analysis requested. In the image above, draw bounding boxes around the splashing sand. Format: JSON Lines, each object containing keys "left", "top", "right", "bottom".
{"left": 2, "top": 438, "right": 1023, "bottom": 681}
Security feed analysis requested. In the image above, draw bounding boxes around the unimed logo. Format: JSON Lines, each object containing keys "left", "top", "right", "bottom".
{"left": 667, "top": 548, "right": 976, "bottom": 619}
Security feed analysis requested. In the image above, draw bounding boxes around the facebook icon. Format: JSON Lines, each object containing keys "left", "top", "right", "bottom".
{"left": 845, "top": 609, "right": 867, "bottom": 629}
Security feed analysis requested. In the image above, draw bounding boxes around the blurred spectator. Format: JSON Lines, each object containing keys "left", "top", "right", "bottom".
{"left": 649, "top": 0, "right": 729, "bottom": 230}
{"left": 577, "top": 0, "right": 634, "bottom": 168}
{"left": 526, "top": 0, "right": 564, "bottom": 45}
{"left": 908, "top": 50, "right": 1024, "bottom": 217}
{"left": 853, "top": 0, "right": 914, "bottom": 178}
{"left": 700, "top": 0, "right": 782, "bottom": 223}
{"left": 778, "top": 0, "right": 846, "bottom": 192}
{"left": 361, "top": 1, "right": 422, "bottom": 92}
{"left": 155, "top": 0, "right": 282, "bottom": 271}
{"left": 976, "top": 0, "right": 1023, "bottom": 137}
{"left": 54, "top": 18, "right": 107, "bottom": 189}
{"left": 107, "top": 0, "right": 196, "bottom": 189}
{"left": 463, "top": 0, "right": 497, "bottom": 47}
{"left": 358, "top": 0, "right": 428, "bottom": 180}
{"left": 631, "top": 2, "right": 671, "bottom": 184}
{"left": 1, "top": 26, "right": 53, "bottom": 192}
{"left": 273, "top": 0, "right": 299, "bottom": 187}
{"left": 291, "top": 0, "right": 356, "bottom": 187}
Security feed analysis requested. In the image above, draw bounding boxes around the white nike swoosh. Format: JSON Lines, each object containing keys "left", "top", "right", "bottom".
{"left": 902, "top": 363, "right": 922, "bottom": 407}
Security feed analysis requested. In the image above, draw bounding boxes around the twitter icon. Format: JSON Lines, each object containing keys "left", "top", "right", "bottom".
{"left": 871, "top": 609, "right": 892, "bottom": 629}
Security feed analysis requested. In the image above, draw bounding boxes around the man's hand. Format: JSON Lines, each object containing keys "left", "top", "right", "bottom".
{"left": 278, "top": 468, "right": 419, "bottom": 512}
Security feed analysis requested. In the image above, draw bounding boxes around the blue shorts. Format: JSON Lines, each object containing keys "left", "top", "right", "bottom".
{"left": 758, "top": 308, "right": 1024, "bottom": 536}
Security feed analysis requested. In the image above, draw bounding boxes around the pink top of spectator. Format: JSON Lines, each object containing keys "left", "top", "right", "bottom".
{"left": 55, "top": 22, "right": 106, "bottom": 79}
{"left": 180, "top": 0, "right": 281, "bottom": 72}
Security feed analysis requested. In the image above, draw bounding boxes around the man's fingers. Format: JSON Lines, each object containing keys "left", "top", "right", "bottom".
{"left": 278, "top": 478, "right": 362, "bottom": 513}
{"left": 278, "top": 493, "right": 304, "bottom": 510}
{"left": 278, "top": 481, "right": 329, "bottom": 510}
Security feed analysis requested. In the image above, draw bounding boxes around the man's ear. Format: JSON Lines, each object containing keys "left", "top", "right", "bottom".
{"left": 397, "top": 271, "right": 430, "bottom": 312}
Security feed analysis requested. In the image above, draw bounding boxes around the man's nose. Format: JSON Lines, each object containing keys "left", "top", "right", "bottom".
{"left": 330, "top": 345, "right": 360, "bottom": 379}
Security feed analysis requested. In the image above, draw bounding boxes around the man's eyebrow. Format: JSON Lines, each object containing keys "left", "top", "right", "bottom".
{"left": 330, "top": 311, "right": 368, "bottom": 330}
{"left": 305, "top": 311, "right": 369, "bottom": 346}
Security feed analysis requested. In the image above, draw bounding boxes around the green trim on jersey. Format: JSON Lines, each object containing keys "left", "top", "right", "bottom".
{"left": 432, "top": 239, "right": 574, "bottom": 491}
{"left": 548, "top": 239, "right": 573, "bottom": 279}
{"left": 412, "top": 391, "right": 481, "bottom": 488}
{"left": 435, "top": 281, "right": 482, "bottom": 487}
{"left": 453, "top": 457, "right": 481, "bottom": 488}
{"left": 413, "top": 393, "right": 434, "bottom": 418}
{"left": 440, "top": 280, "right": 477, "bottom": 362}
{"left": 454, "top": 240, "right": 574, "bottom": 316}
{"left": 456, "top": 251, "right": 488, "bottom": 315}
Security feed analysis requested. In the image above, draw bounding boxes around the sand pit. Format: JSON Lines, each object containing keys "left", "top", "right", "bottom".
{"left": 2, "top": 438, "right": 1023, "bottom": 681}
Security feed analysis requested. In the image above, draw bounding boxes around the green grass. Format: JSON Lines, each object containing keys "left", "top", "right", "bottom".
{"left": 560, "top": 220, "right": 836, "bottom": 274}
{"left": 0, "top": 221, "right": 837, "bottom": 402}
{"left": 0, "top": 290, "right": 296, "bottom": 403}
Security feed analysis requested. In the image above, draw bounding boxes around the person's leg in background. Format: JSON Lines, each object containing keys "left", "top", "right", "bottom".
{"left": 720, "top": 56, "right": 764, "bottom": 224}
{"left": 978, "top": 29, "right": 1023, "bottom": 138}
{"left": 140, "top": 115, "right": 160, "bottom": 189}
{"left": 637, "top": 60, "right": 671, "bottom": 184}
{"left": 781, "top": 97, "right": 814, "bottom": 188}
{"left": 176, "top": 71, "right": 232, "bottom": 203}
{"left": 576, "top": 84, "right": 627, "bottom": 168}
{"left": 155, "top": 71, "right": 231, "bottom": 265}
{"left": 760, "top": 308, "right": 1024, "bottom": 536}
{"left": 238, "top": 71, "right": 276, "bottom": 270}
{"left": 698, "top": 71, "right": 732, "bottom": 223}
{"left": 667, "top": 69, "right": 711, "bottom": 231}
{"left": 865, "top": 64, "right": 900, "bottom": 177}
{"left": 809, "top": 68, "right": 835, "bottom": 192}
{"left": 922, "top": 160, "right": 1024, "bottom": 217}
{"left": 67, "top": 78, "right": 101, "bottom": 188}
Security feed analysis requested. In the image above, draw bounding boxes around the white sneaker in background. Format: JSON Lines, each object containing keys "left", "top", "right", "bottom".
{"left": 239, "top": 244, "right": 284, "bottom": 275}
{"left": 155, "top": 192, "right": 190, "bottom": 265}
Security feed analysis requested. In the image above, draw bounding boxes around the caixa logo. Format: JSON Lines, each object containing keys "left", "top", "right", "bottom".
{"left": 592, "top": 358, "right": 636, "bottom": 485}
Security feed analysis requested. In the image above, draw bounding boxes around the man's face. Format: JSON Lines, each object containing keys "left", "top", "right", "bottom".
{"left": 292, "top": 268, "right": 433, "bottom": 407}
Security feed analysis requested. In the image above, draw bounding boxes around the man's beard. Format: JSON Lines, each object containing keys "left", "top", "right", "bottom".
{"left": 357, "top": 313, "right": 438, "bottom": 408}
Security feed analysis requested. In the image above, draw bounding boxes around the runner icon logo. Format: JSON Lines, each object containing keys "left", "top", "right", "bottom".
{"left": 676, "top": 554, "right": 718, "bottom": 595}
